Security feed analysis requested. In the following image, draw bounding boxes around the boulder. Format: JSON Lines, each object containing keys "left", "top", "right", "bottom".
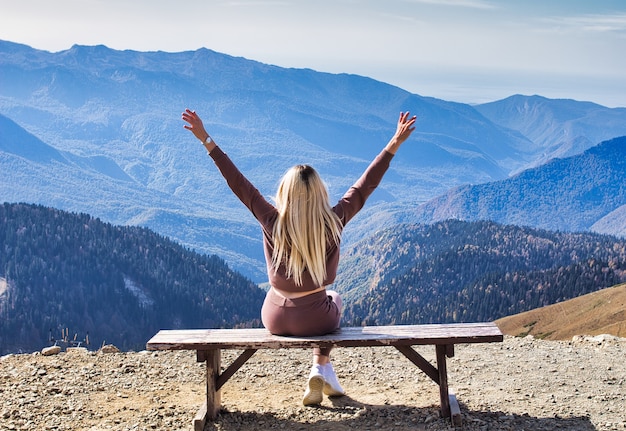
{"left": 99, "top": 344, "right": 120, "bottom": 354}
{"left": 41, "top": 345, "right": 61, "bottom": 356}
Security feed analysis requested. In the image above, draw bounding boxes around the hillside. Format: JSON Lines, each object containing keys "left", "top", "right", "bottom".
{"left": 0, "top": 203, "right": 265, "bottom": 355}
{"left": 405, "top": 136, "right": 626, "bottom": 235}
{"left": 3, "top": 203, "right": 626, "bottom": 356}
{"left": 496, "top": 283, "right": 626, "bottom": 340}
{"left": 3, "top": 40, "right": 626, "bottom": 281}
{"left": 337, "top": 220, "right": 626, "bottom": 326}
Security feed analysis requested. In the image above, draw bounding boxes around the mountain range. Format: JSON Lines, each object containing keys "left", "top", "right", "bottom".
{"left": 1, "top": 40, "right": 626, "bottom": 282}
{"left": 2, "top": 203, "right": 625, "bottom": 354}
{"left": 401, "top": 136, "right": 626, "bottom": 237}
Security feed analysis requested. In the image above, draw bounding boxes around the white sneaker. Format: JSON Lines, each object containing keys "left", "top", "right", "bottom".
{"left": 302, "top": 364, "right": 325, "bottom": 406}
{"left": 322, "top": 363, "right": 345, "bottom": 397}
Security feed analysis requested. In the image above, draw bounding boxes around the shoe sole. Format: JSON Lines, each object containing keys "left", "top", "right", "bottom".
{"left": 303, "top": 376, "right": 324, "bottom": 406}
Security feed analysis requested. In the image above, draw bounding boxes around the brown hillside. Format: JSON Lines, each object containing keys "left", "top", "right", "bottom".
{"left": 496, "top": 283, "right": 626, "bottom": 340}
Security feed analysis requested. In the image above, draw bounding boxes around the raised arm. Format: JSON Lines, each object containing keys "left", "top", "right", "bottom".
{"left": 181, "top": 108, "right": 276, "bottom": 225}
{"left": 335, "top": 111, "right": 417, "bottom": 224}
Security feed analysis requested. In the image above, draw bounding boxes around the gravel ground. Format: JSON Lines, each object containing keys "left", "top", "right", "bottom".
{"left": 1, "top": 335, "right": 624, "bottom": 431}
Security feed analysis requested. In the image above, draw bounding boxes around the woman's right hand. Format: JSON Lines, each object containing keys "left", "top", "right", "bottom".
{"left": 385, "top": 111, "right": 417, "bottom": 154}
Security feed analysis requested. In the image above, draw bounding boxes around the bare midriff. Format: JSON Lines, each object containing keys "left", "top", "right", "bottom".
{"left": 271, "top": 285, "right": 327, "bottom": 299}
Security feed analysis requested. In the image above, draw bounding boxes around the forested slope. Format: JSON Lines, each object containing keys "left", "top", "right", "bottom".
{"left": 3, "top": 203, "right": 626, "bottom": 355}
{"left": 0, "top": 203, "right": 265, "bottom": 354}
{"left": 340, "top": 220, "right": 626, "bottom": 326}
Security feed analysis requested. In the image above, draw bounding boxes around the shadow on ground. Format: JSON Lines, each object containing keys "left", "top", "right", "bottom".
{"left": 204, "top": 396, "right": 597, "bottom": 431}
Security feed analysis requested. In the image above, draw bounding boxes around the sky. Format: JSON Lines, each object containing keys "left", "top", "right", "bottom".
{"left": 1, "top": 0, "right": 625, "bottom": 107}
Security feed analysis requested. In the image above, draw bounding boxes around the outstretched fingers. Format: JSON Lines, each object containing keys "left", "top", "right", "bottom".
{"left": 396, "top": 111, "right": 417, "bottom": 140}
{"left": 399, "top": 111, "right": 417, "bottom": 126}
{"left": 182, "top": 108, "right": 200, "bottom": 131}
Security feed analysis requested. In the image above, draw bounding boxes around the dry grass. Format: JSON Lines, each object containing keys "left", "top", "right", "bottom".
{"left": 496, "top": 283, "right": 626, "bottom": 340}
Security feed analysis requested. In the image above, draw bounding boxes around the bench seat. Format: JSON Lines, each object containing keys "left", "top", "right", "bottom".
{"left": 147, "top": 322, "right": 503, "bottom": 430}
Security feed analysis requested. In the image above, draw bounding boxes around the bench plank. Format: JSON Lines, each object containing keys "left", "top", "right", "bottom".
{"left": 146, "top": 323, "right": 502, "bottom": 351}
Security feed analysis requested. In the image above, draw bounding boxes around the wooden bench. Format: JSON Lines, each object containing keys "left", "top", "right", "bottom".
{"left": 146, "top": 322, "right": 503, "bottom": 430}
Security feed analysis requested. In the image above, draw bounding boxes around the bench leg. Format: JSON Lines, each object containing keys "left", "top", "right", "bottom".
{"left": 194, "top": 348, "right": 221, "bottom": 431}
{"left": 435, "top": 345, "right": 451, "bottom": 420}
{"left": 397, "top": 344, "right": 461, "bottom": 426}
{"left": 194, "top": 348, "right": 257, "bottom": 430}
{"left": 205, "top": 349, "right": 221, "bottom": 419}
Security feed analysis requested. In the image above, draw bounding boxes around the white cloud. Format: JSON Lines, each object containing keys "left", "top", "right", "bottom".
{"left": 540, "top": 13, "right": 626, "bottom": 34}
{"left": 402, "top": 0, "right": 496, "bottom": 9}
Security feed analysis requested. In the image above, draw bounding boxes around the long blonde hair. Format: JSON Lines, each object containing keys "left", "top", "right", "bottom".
{"left": 272, "top": 164, "right": 342, "bottom": 286}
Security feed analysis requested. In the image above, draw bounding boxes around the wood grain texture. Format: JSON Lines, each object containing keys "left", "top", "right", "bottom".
{"left": 146, "top": 323, "right": 503, "bottom": 351}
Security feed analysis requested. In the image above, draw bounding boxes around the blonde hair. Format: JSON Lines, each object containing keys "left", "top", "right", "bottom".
{"left": 272, "top": 165, "right": 342, "bottom": 286}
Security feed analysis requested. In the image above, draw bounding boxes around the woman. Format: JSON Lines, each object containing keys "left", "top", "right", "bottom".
{"left": 182, "top": 109, "right": 416, "bottom": 406}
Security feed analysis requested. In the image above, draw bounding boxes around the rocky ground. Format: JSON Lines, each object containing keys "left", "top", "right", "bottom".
{"left": 1, "top": 335, "right": 624, "bottom": 431}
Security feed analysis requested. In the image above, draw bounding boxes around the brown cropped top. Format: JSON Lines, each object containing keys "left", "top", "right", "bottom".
{"left": 209, "top": 146, "right": 394, "bottom": 293}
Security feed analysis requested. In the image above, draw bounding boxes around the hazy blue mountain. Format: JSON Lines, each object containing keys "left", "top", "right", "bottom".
{"left": 1, "top": 40, "right": 625, "bottom": 280}
{"left": 475, "top": 95, "right": 626, "bottom": 169}
{"left": 591, "top": 204, "right": 626, "bottom": 237}
{"left": 0, "top": 114, "right": 67, "bottom": 163}
{"left": 402, "top": 136, "right": 626, "bottom": 234}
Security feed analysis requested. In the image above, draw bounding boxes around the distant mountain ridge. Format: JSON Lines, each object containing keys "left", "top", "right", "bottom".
{"left": 2, "top": 39, "right": 626, "bottom": 280}
{"left": 402, "top": 136, "right": 626, "bottom": 236}
{"left": 475, "top": 94, "right": 626, "bottom": 169}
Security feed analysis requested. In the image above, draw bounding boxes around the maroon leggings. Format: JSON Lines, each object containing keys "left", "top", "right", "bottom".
{"left": 261, "top": 288, "right": 342, "bottom": 356}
